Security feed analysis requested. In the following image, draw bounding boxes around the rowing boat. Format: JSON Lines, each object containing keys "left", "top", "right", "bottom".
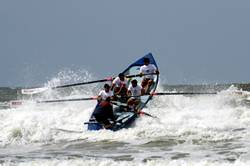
{"left": 85, "top": 53, "right": 159, "bottom": 131}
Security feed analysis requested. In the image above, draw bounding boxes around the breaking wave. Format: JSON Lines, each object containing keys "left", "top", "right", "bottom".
{"left": 1, "top": 69, "right": 250, "bottom": 165}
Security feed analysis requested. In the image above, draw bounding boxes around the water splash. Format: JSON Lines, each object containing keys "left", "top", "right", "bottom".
{"left": 1, "top": 70, "right": 250, "bottom": 164}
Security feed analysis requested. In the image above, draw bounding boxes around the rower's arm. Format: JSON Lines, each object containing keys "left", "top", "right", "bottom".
{"left": 97, "top": 96, "right": 102, "bottom": 102}
{"left": 141, "top": 88, "right": 145, "bottom": 96}
{"left": 139, "top": 66, "right": 143, "bottom": 77}
{"left": 111, "top": 83, "right": 115, "bottom": 91}
{"left": 127, "top": 90, "right": 132, "bottom": 97}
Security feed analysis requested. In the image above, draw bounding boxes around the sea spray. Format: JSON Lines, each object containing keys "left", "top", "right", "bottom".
{"left": 1, "top": 70, "right": 250, "bottom": 165}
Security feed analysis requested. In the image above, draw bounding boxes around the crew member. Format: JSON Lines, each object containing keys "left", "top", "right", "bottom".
{"left": 111, "top": 73, "right": 128, "bottom": 102}
{"left": 139, "top": 57, "right": 159, "bottom": 93}
{"left": 92, "top": 97, "right": 115, "bottom": 129}
{"left": 127, "top": 79, "right": 145, "bottom": 112}
{"left": 97, "top": 84, "right": 113, "bottom": 102}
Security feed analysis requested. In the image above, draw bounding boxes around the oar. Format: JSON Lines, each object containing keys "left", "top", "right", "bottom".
{"left": 37, "top": 96, "right": 98, "bottom": 103}
{"left": 36, "top": 97, "right": 158, "bottom": 119}
{"left": 151, "top": 92, "right": 217, "bottom": 96}
{"left": 21, "top": 73, "right": 158, "bottom": 95}
{"left": 125, "top": 73, "right": 158, "bottom": 78}
{"left": 123, "top": 92, "right": 217, "bottom": 99}
{"left": 21, "top": 77, "right": 113, "bottom": 95}
{"left": 9, "top": 96, "right": 99, "bottom": 106}
{"left": 48, "top": 73, "right": 157, "bottom": 89}
{"left": 111, "top": 101, "right": 158, "bottom": 119}
{"left": 38, "top": 98, "right": 158, "bottom": 119}
{"left": 138, "top": 111, "right": 159, "bottom": 119}
{"left": 36, "top": 91, "right": 217, "bottom": 104}
{"left": 21, "top": 87, "right": 50, "bottom": 95}
{"left": 52, "top": 78, "right": 113, "bottom": 89}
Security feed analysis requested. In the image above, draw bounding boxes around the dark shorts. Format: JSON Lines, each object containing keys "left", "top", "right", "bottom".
{"left": 93, "top": 113, "right": 111, "bottom": 126}
{"left": 114, "top": 87, "right": 127, "bottom": 96}
{"left": 127, "top": 98, "right": 141, "bottom": 106}
{"left": 141, "top": 78, "right": 153, "bottom": 88}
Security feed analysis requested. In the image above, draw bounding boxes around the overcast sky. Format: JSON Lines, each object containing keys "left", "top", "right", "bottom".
{"left": 1, "top": 0, "right": 250, "bottom": 87}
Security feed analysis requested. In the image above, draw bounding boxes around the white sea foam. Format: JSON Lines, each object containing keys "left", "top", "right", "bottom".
{"left": 1, "top": 70, "right": 250, "bottom": 165}
{"left": 3, "top": 158, "right": 250, "bottom": 166}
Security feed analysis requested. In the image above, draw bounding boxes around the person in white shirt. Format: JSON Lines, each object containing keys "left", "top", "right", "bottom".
{"left": 139, "top": 58, "right": 159, "bottom": 93}
{"left": 127, "top": 79, "right": 145, "bottom": 111}
{"left": 98, "top": 84, "right": 113, "bottom": 102}
{"left": 111, "top": 73, "right": 128, "bottom": 96}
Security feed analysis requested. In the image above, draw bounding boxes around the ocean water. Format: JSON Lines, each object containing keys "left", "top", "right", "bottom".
{"left": 1, "top": 71, "right": 250, "bottom": 166}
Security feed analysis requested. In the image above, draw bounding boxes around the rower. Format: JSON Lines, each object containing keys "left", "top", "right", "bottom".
{"left": 92, "top": 97, "right": 115, "bottom": 129}
{"left": 139, "top": 57, "right": 159, "bottom": 93}
{"left": 97, "top": 84, "right": 113, "bottom": 102}
{"left": 127, "top": 79, "right": 145, "bottom": 112}
{"left": 111, "top": 73, "right": 128, "bottom": 102}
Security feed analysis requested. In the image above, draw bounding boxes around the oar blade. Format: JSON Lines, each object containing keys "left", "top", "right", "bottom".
{"left": 21, "top": 87, "right": 49, "bottom": 95}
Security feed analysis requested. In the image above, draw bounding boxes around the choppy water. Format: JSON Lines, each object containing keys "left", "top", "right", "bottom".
{"left": 1, "top": 70, "right": 250, "bottom": 166}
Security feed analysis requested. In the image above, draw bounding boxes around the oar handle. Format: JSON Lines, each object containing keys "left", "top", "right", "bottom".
{"left": 126, "top": 73, "right": 158, "bottom": 78}
{"left": 54, "top": 78, "right": 112, "bottom": 89}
